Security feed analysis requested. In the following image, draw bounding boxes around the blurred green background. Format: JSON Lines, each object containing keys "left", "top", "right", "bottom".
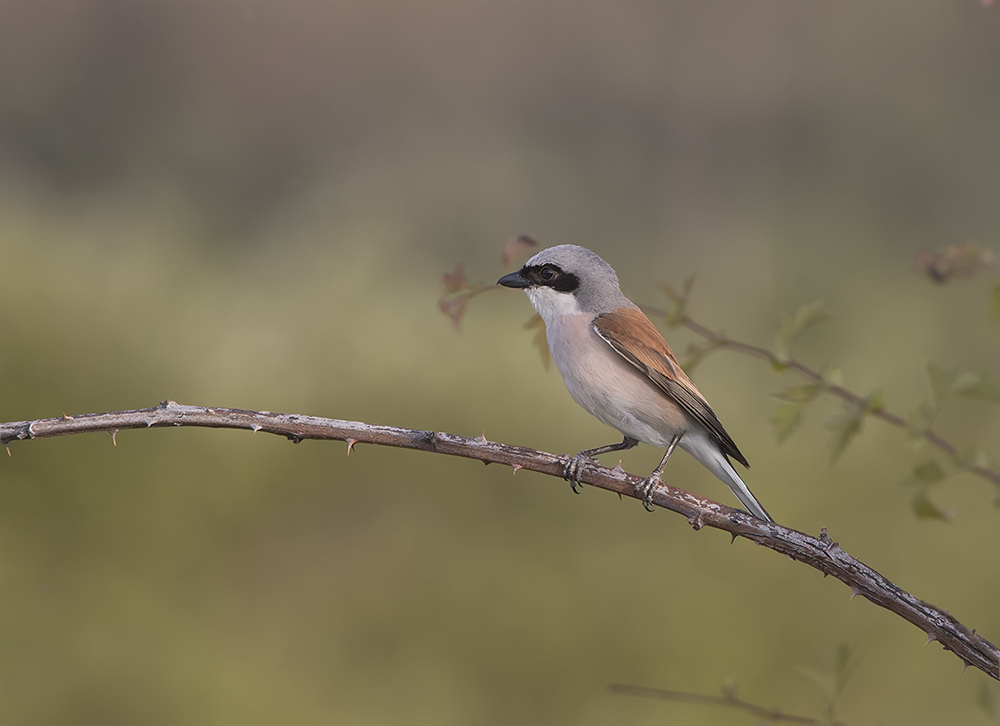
{"left": 2, "top": 2, "right": 998, "bottom": 724}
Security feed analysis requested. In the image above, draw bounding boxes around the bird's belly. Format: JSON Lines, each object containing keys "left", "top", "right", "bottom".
{"left": 548, "top": 315, "right": 688, "bottom": 447}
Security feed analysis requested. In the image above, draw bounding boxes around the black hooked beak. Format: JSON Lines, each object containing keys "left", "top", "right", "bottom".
{"left": 497, "top": 270, "right": 531, "bottom": 288}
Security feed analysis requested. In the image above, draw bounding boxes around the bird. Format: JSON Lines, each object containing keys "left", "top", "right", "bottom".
{"left": 497, "top": 244, "right": 773, "bottom": 522}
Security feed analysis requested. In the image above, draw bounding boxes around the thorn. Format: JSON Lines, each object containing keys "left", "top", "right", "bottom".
{"left": 5, "top": 444, "right": 10, "bottom": 457}
{"left": 345, "top": 438, "right": 357, "bottom": 455}
{"left": 483, "top": 459, "right": 491, "bottom": 466}
{"left": 476, "top": 428, "right": 488, "bottom": 443}
{"left": 145, "top": 419, "right": 154, "bottom": 427}
{"left": 850, "top": 587, "right": 862, "bottom": 600}
{"left": 611, "top": 462, "right": 625, "bottom": 475}
{"left": 110, "top": 430, "right": 118, "bottom": 447}
{"left": 925, "top": 632, "right": 937, "bottom": 645}
{"left": 511, "top": 463, "right": 522, "bottom": 474}
{"left": 730, "top": 533, "right": 738, "bottom": 544}
{"left": 61, "top": 412, "right": 72, "bottom": 420}
{"left": 617, "top": 492, "right": 622, "bottom": 500}
{"left": 961, "top": 661, "right": 969, "bottom": 674}
{"left": 251, "top": 425, "right": 261, "bottom": 435}
{"left": 823, "top": 572, "right": 829, "bottom": 578}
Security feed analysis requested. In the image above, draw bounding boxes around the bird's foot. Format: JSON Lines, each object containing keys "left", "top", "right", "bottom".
{"left": 635, "top": 471, "right": 662, "bottom": 512}
{"left": 563, "top": 453, "right": 597, "bottom": 493}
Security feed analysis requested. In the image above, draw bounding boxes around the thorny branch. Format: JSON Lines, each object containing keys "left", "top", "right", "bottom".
{"left": 608, "top": 683, "right": 847, "bottom": 725}
{"left": 440, "top": 238, "right": 1000, "bottom": 489}
{"left": 3, "top": 402, "right": 998, "bottom": 680}
{"left": 440, "top": 267, "right": 999, "bottom": 489}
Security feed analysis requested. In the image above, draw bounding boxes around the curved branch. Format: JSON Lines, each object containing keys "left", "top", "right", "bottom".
{"left": 648, "top": 307, "right": 1000, "bottom": 488}
{"left": 3, "top": 401, "right": 998, "bottom": 680}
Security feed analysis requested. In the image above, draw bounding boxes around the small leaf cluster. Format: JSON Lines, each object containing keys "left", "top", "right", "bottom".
{"left": 900, "top": 362, "right": 1000, "bottom": 518}
{"left": 659, "top": 274, "right": 697, "bottom": 328}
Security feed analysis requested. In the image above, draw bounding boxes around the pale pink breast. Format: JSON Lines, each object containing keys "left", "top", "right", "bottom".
{"left": 546, "top": 313, "right": 690, "bottom": 447}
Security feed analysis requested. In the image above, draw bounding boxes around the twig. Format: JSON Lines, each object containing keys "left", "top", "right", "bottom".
{"left": 608, "top": 684, "right": 846, "bottom": 725}
{"left": 643, "top": 306, "right": 1000, "bottom": 488}
{"left": 3, "top": 401, "right": 998, "bottom": 680}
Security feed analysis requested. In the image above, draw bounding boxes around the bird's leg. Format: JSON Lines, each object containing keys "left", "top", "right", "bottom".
{"left": 636, "top": 433, "right": 683, "bottom": 511}
{"left": 564, "top": 436, "right": 639, "bottom": 493}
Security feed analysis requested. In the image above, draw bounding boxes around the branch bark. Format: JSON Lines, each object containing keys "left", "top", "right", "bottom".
{"left": 3, "top": 401, "right": 997, "bottom": 680}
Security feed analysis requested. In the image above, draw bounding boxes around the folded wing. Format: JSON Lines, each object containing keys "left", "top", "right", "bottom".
{"left": 592, "top": 307, "right": 749, "bottom": 468}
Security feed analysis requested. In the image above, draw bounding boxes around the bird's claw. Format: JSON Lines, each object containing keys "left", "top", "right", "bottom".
{"left": 563, "top": 453, "right": 596, "bottom": 493}
{"left": 635, "top": 472, "right": 661, "bottom": 512}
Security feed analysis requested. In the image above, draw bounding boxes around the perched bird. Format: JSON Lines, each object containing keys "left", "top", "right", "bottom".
{"left": 498, "top": 244, "right": 772, "bottom": 522}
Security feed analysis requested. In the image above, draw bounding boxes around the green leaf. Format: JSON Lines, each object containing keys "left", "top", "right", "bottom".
{"left": 789, "top": 300, "right": 830, "bottom": 336}
{"left": 912, "top": 489, "right": 951, "bottom": 521}
{"left": 864, "top": 389, "right": 885, "bottom": 413}
{"left": 775, "top": 301, "right": 829, "bottom": 361}
{"left": 952, "top": 447, "right": 994, "bottom": 470}
{"left": 911, "top": 460, "right": 946, "bottom": 485}
{"left": 772, "top": 404, "right": 803, "bottom": 445}
{"left": 826, "top": 404, "right": 864, "bottom": 464}
{"left": 773, "top": 384, "right": 823, "bottom": 403}
{"left": 952, "top": 373, "right": 1000, "bottom": 402}
{"left": 822, "top": 366, "right": 845, "bottom": 386}
{"left": 927, "top": 361, "right": 955, "bottom": 406}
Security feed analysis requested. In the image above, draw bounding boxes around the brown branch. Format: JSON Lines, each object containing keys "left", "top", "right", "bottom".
{"left": 608, "top": 684, "right": 846, "bottom": 725}
{"left": 643, "top": 306, "right": 1000, "bottom": 488}
{"left": 3, "top": 401, "right": 998, "bottom": 680}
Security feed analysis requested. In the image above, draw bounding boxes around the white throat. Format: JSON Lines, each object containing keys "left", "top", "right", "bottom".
{"left": 526, "top": 286, "right": 583, "bottom": 324}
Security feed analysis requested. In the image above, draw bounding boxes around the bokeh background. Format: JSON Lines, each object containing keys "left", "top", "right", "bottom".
{"left": 2, "top": 2, "right": 998, "bottom": 724}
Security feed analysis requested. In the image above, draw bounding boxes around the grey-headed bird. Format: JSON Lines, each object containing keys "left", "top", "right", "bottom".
{"left": 498, "top": 244, "right": 772, "bottom": 522}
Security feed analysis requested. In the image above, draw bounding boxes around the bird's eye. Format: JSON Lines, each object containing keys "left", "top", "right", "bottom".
{"left": 540, "top": 266, "right": 557, "bottom": 281}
